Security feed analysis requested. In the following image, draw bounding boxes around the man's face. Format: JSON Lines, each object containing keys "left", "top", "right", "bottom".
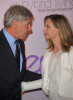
{"left": 15, "top": 18, "right": 32, "bottom": 39}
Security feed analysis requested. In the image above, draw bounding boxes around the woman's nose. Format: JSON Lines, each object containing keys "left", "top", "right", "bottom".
{"left": 43, "top": 27, "right": 46, "bottom": 33}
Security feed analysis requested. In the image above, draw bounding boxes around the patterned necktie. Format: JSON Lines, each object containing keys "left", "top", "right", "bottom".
{"left": 15, "top": 40, "right": 20, "bottom": 68}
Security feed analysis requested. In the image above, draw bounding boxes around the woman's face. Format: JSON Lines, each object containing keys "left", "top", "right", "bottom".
{"left": 43, "top": 18, "right": 59, "bottom": 41}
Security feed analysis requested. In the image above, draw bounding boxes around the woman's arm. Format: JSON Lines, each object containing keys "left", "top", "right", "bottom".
{"left": 21, "top": 79, "right": 42, "bottom": 92}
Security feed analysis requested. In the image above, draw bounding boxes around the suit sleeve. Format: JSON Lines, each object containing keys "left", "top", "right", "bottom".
{"left": 23, "top": 70, "right": 42, "bottom": 81}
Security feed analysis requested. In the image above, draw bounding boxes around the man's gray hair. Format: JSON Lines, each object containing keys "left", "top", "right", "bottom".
{"left": 4, "top": 5, "right": 33, "bottom": 27}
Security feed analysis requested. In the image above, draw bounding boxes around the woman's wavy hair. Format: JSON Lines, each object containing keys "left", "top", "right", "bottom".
{"left": 44, "top": 14, "right": 73, "bottom": 52}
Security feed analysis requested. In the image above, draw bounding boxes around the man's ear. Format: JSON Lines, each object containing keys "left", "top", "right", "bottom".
{"left": 12, "top": 20, "right": 19, "bottom": 28}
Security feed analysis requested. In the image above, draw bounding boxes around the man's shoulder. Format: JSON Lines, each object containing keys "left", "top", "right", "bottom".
{"left": 0, "top": 29, "right": 3, "bottom": 35}
{"left": 0, "top": 29, "right": 4, "bottom": 41}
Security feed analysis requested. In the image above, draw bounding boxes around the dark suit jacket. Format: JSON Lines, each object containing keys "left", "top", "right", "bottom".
{"left": 0, "top": 29, "right": 41, "bottom": 100}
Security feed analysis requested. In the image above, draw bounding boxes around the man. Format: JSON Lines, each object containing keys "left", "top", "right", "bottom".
{"left": 0, "top": 5, "right": 41, "bottom": 100}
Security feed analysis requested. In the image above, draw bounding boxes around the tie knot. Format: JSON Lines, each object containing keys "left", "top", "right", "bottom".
{"left": 15, "top": 40, "right": 20, "bottom": 51}
{"left": 15, "top": 40, "right": 20, "bottom": 46}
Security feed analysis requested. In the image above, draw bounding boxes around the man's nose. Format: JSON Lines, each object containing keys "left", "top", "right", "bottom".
{"left": 28, "top": 25, "right": 32, "bottom": 31}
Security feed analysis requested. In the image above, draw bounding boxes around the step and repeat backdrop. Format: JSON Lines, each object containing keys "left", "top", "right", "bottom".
{"left": 0, "top": 0, "right": 73, "bottom": 100}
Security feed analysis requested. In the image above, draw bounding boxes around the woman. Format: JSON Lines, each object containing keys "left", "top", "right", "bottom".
{"left": 21, "top": 14, "right": 73, "bottom": 100}
{"left": 42, "top": 14, "right": 73, "bottom": 100}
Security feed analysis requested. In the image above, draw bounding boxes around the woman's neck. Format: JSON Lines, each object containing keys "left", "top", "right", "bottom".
{"left": 53, "top": 43, "right": 62, "bottom": 53}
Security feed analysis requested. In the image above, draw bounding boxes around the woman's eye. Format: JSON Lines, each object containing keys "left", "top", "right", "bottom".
{"left": 45, "top": 25, "right": 49, "bottom": 28}
{"left": 47, "top": 26, "right": 49, "bottom": 28}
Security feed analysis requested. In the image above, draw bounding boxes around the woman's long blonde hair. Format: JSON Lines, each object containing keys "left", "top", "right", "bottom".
{"left": 44, "top": 14, "right": 73, "bottom": 52}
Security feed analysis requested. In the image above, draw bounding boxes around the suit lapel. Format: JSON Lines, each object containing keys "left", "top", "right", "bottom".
{"left": 0, "top": 29, "right": 26, "bottom": 72}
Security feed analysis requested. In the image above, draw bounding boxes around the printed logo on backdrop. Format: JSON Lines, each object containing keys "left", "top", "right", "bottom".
{"left": 26, "top": 55, "right": 43, "bottom": 74}
{"left": 22, "top": 0, "right": 73, "bottom": 12}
